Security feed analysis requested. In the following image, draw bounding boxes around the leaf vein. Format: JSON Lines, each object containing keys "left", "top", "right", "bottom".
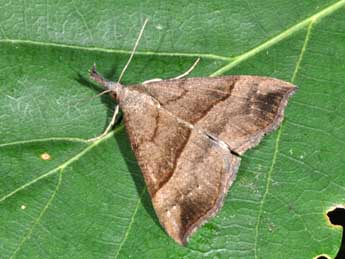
{"left": 113, "top": 188, "right": 146, "bottom": 259}
{"left": 291, "top": 21, "right": 314, "bottom": 82}
{"left": 9, "top": 172, "right": 63, "bottom": 259}
{"left": 211, "top": 0, "right": 345, "bottom": 76}
{"left": 0, "top": 128, "right": 120, "bottom": 203}
{"left": 0, "top": 137, "right": 88, "bottom": 148}
{"left": 71, "top": 0, "right": 94, "bottom": 43}
{"left": 0, "top": 39, "right": 231, "bottom": 61}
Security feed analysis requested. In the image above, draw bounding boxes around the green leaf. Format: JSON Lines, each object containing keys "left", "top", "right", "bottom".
{"left": 1, "top": 1, "right": 344, "bottom": 258}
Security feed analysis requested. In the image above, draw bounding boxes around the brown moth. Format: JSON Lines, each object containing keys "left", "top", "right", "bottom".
{"left": 88, "top": 19, "right": 297, "bottom": 245}
{"left": 89, "top": 68, "right": 296, "bottom": 245}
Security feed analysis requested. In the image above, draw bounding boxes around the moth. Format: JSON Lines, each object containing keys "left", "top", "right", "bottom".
{"left": 88, "top": 20, "right": 297, "bottom": 245}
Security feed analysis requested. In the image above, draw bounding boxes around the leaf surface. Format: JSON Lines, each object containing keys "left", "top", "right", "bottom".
{"left": 1, "top": 1, "right": 345, "bottom": 258}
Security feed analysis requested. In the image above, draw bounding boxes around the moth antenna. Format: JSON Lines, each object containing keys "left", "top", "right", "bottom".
{"left": 117, "top": 18, "right": 149, "bottom": 84}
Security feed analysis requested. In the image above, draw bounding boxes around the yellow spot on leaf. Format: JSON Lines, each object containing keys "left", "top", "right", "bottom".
{"left": 40, "top": 152, "right": 51, "bottom": 160}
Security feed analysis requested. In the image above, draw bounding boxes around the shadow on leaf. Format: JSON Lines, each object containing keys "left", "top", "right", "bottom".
{"left": 114, "top": 128, "right": 162, "bottom": 229}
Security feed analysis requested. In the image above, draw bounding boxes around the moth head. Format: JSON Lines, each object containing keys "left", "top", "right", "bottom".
{"left": 89, "top": 63, "right": 123, "bottom": 98}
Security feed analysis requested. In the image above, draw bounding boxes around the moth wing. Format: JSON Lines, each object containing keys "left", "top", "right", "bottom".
{"left": 132, "top": 76, "right": 296, "bottom": 154}
{"left": 119, "top": 89, "right": 240, "bottom": 244}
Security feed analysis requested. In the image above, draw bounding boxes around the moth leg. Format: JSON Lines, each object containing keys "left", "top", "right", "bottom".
{"left": 172, "top": 58, "right": 200, "bottom": 80}
{"left": 142, "top": 78, "right": 163, "bottom": 84}
{"left": 87, "top": 105, "right": 120, "bottom": 142}
{"left": 142, "top": 58, "right": 200, "bottom": 84}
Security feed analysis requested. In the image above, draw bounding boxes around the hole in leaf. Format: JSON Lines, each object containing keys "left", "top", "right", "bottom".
{"left": 327, "top": 207, "right": 345, "bottom": 259}
{"left": 315, "top": 255, "right": 330, "bottom": 259}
